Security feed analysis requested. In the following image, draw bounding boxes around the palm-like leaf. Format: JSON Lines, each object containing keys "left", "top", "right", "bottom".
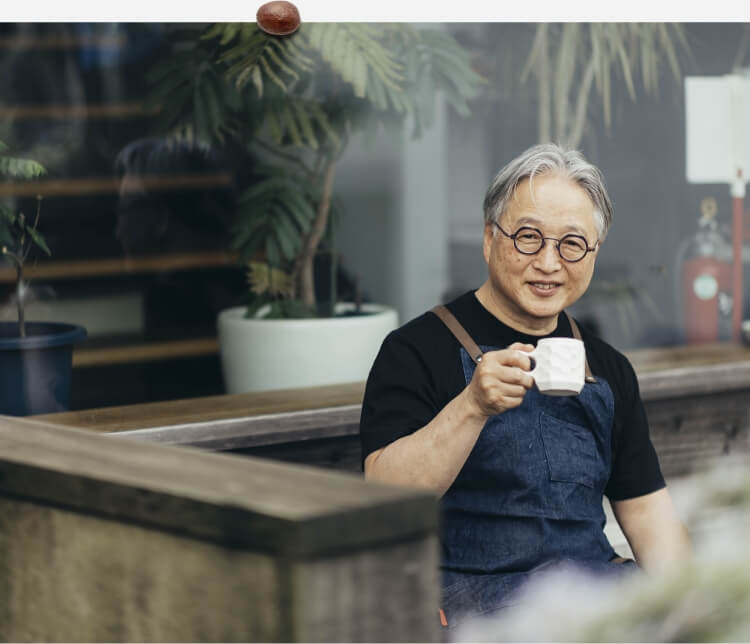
{"left": 205, "top": 23, "right": 314, "bottom": 95}
{"left": 231, "top": 169, "right": 317, "bottom": 269}
{"left": 145, "top": 30, "right": 251, "bottom": 145}
{"left": 522, "top": 22, "right": 691, "bottom": 145}
{"left": 205, "top": 23, "right": 484, "bottom": 149}
{"left": 262, "top": 95, "right": 341, "bottom": 149}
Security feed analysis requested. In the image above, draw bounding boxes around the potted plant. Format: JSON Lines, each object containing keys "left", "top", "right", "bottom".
{"left": 0, "top": 142, "right": 86, "bottom": 415}
{"left": 147, "top": 23, "right": 485, "bottom": 392}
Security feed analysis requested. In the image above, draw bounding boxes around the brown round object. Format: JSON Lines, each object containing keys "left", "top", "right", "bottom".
{"left": 256, "top": 1, "right": 301, "bottom": 36}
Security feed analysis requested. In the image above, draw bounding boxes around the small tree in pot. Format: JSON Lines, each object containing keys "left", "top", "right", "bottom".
{"left": 147, "top": 23, "right": 486, "bottom": 318}
{"left": 0, "top": 142, "right": 49, "bottom": 336}
{"left": 0, "top": 142, "right": 86, "bottom": 415}
{"left": 146, "top": 23, "right": 485, "bottom": 392}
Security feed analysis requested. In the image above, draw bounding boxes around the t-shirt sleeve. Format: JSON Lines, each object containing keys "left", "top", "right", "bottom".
{"left": 605, "top": 356, "right": 666, "bottom": 501}
{"left": 358, "top": 326, "right": 444, "bottom": 468}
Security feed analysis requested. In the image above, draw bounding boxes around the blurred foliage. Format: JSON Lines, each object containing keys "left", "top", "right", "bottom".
{"left": 458, "top": 456, "right": 750, "bottom": 642}
{"left": 585, "top": 273, "right": 663, "bottom": 343}
{"left": 481, "top": 23, "right": 694, "bottom": 147}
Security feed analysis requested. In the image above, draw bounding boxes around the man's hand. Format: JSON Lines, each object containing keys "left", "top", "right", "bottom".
{"left": 365, "top": 342, "right": 536, "bottom": 495}
{"left": 464, "top": 342, "right": 536, "bottom": 417}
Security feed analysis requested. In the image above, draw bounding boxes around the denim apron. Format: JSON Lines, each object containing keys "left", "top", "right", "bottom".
{"left": 440, "top": 342, "right": 633, "bottom": 626}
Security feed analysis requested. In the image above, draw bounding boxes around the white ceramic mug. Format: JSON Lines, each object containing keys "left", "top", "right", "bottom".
{"left": 527, "top": 338, "right": 585, "bottom": 396}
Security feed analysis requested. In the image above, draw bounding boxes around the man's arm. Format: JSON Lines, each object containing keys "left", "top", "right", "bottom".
{"left": 612, "top": 487, "right": 691, "bottom": 572}
{"left": 365, "top": 343, "right": 535, "bottom": 497}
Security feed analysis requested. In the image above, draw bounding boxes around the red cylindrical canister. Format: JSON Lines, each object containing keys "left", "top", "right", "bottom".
{"left": 681, "top": 256, "right": 732, "bottom": 343}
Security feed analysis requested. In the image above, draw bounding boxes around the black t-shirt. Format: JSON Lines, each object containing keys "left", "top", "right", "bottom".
{"left": 359, "top": 290, "right": 665, "bottom": 501}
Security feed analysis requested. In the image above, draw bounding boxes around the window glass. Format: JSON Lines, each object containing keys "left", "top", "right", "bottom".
{"left": 0, "top": 22, "right": 746, "bottom": 410}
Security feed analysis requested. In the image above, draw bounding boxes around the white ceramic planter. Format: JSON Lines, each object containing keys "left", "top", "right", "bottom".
{"left": 217, "top": 303, "right": 398, "bottom": 393}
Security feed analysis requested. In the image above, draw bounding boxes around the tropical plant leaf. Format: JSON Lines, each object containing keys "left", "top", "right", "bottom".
{"left": 272, "top": 207, "right": 298, "bottom": 261}
{"left": 246, "top": 261, "right": 295, "bottom": 297}
{"left": 0, "top": 206, "right": 15, "bottom": 250}
{"left": 305, "top": 23, "right": 405, "bottom": 96}
{"left": 25, "top": 226, "right": 51, "bottom": 256}
{"left": 265, "top": 234, "right": 282, "bottom": 267}
{"left": 281, "top": 104, "right": 304, "bottom": 146}
{"left": 0, "top": 156, "right": 46, "bottom": 179}
{"left": 233, "top": 172, "right": 316, "bottom": 267}
{"left": 609, "top": 24, "right": 636, "bottom": 101}
{"left": 212, "top": 23, "right": 311, "bottom": 97}
{"left": 658, "top": 23, "right": 682, "bottom": 82}
{"left": 291, "top": 101, "right": 319, "bottom": 149}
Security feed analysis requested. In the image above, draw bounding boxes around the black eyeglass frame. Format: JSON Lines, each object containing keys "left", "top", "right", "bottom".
{"left": 493, "top": 222, "right": 598, "bottom": 263}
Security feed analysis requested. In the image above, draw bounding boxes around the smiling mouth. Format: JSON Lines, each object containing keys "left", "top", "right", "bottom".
{"left": 529, "top": 281, "right": 561, "bottom": 290}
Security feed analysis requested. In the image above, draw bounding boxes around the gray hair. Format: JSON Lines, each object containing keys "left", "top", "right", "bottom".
{"left": 483, "top": 143, "right": 613, "bottom": 241}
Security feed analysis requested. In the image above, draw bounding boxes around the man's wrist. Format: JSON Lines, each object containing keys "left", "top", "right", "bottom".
{"left": 457, "top": 386, "right": 493, "bottom": 423}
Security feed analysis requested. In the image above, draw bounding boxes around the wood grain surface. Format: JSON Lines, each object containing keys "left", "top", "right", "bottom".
{"left": 0, "top": 413, "right": 436, "bottom": 556}
{"left": 626, "top": 342, "right": 750, "bottom": 372}
{"left": 36, "top": 344, "right": 750, "bottom": 432}
{"left": 34, "top": 381, "right": 366, "bottom": 433}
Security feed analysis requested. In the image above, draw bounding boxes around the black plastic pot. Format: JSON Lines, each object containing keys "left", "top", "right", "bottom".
{"left": 0, "top": 322, "right": 87, "bottom": 416}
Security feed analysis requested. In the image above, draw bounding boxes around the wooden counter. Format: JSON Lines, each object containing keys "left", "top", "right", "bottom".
{"left": 627, "top": 342, "right": 750, "bottom": 400}
{"left": 34, "top": 381, "right": 366, "bottom": 434}
{"left": 33, "top": 343, "right": 750, "bottom": 477}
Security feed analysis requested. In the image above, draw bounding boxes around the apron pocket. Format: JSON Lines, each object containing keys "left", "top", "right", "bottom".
{"left": 539, "top": 411, "right": 599, "bottom": 489}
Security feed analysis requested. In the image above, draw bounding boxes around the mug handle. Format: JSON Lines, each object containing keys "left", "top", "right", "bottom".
{"left": 525, "top": 346, "right": 540, "bottom": 381}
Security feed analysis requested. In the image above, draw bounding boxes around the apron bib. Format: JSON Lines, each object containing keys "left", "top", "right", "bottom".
{"left": 440, "top": 342, "right": 623, "bottom": 622}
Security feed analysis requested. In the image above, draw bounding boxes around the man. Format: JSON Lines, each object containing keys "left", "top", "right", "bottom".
{"left": 359, "top": 143, "right": 690, "bottom": 629}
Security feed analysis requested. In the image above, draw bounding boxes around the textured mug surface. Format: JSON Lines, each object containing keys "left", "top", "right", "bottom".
{"left": 528, "top": 338, "right": 585, "bottom": 396}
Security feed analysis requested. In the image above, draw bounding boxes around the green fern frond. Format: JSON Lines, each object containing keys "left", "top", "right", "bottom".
{"left": 267, "top": 109, "right": 283, "bottom": 144}
{"left": 201, "top": 22, "right": 235, "bottom": 44}
{"left": 259, "top": 55, "right": 288, "bottom": 92}
{"left": 291, "top": 101, "right": 319, "bottom": 149}
{"left": 308, "top": 103, "right": 341, "bottom": 148}
{"left": 305, "top": 23, "right": 405, "bottom": 97}
{"left": 281, "top": 105, "right": 304, "bottom": 146}
{"left": 249, "top": 66, "right": 264, "bottom": 97}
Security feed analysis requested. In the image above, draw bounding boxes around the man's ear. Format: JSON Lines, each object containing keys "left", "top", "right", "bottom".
{"left": 482, "top": 223, "right": 494, "bottom": 264}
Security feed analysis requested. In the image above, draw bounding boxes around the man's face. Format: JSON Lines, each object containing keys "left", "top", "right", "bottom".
{"left": 482, "top": 173, "right": 600, "bottom": 333}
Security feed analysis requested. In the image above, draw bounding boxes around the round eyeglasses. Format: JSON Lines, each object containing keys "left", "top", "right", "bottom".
{"left": 494, "top": 223, "right": 598, "bottom": 263}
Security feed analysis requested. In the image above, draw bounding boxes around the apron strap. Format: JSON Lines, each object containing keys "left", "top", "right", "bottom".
{"left": 431, "top": 305, "right": 484, "bottom": 364}
{"left": 431, "top": 305, "right": 596, "bottom": 383}
{"left": 565, "top": 311, "right": 597, "bottom": 383}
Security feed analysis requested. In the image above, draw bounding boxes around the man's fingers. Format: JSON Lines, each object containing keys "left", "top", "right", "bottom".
{"left": 500, "top": 383, "right": 529, "bottom": 399}
{"left": 499, "top": 365, "right": 534, "bottom": 387}
{"left": 473, "top": 365, "right": 534, "bottom": 396}
{"left": 507, "top": 342, "right": 535, "bottom": 352}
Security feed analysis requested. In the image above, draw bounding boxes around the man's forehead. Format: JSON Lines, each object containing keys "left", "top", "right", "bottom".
{"left": 504, "top": 176, "right": 597, "bottom": 234}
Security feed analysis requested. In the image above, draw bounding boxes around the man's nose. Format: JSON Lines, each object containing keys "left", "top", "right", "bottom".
{"left": 533, "top": 241, "right": 562, "bottom": 272}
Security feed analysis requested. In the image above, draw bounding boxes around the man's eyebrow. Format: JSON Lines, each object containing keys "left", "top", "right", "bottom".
{"left": 513, "top": 215, "right": 589, "bottom": 236}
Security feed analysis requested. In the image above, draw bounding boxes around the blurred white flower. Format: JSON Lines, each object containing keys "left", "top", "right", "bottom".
{"left": 457, "top": 455, "right": 750, "bottom": 643}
